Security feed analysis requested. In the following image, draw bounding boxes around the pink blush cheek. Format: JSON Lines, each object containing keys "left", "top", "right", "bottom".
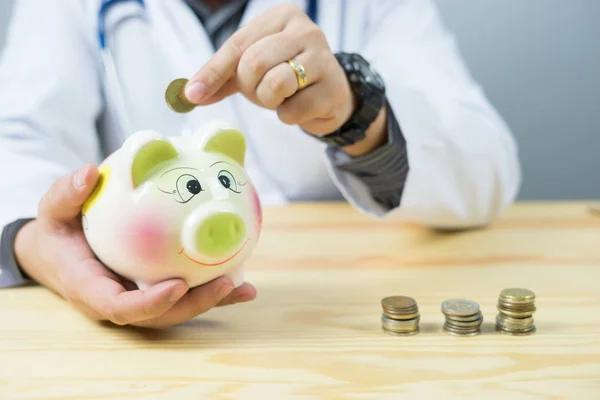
{"left": 121, "top": 216, "right": 172, "bottom": 263}
{"left": 249, "top": 185, "right": 262, "bottom": 231}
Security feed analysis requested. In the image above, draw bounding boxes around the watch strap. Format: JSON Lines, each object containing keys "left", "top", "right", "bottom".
{"left": 315, "top": 53, "right": 386, "bottom": 146}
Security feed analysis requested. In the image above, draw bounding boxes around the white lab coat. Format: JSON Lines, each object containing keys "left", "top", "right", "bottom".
{"left": 0, "top": 0, "right": 521, "bottom": 232}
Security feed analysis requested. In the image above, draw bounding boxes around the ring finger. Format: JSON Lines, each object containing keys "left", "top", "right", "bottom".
{"left": 256, "top": 51, "right": 316, "bottom": 109}
{"left": 237, "top": 32, "right": 305, "bottom": 98}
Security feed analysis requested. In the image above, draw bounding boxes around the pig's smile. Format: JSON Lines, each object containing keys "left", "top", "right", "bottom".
{"left": 178, "top": 238, "right": 250, "bottom": 267}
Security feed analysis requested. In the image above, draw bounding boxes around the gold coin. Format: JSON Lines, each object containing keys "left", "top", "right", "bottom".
{"left": 381, "top": 313, "right": 419, "bottom": 323}
{"left": 496, "top": 308, "right": 536, "bottom": 318}
{"left": 496, "top": 314, "right": 533, "bottom": 325}
{"left": 381, "top": 296, "right": 417, "bottom": 312}
{"left": 383, "top": 311, "right": 420, "bottom": 320}
{"left": 165, "top": 78, "right": 197, "bottom": 113}
{"left": 498, "top": 300, "right": 536, "bottom": 309}
{"left": 498, "top": 302, "right": 536, "bottom": 311}
{"left": 383, "top": 327, "right": 420, "bottom": 336}
{"left": 381, "top": 314, "right": 419, "bottom": 334}
{"left": 495, "top": 318, "right": 534, "bottom": 329}
{"left": 382, "top": 325, "right": 420, "bottom": 333}
{"left": 496, "top": 325, "right": 536, "bottom": 336}
{"left": 499, "top": 288, "right": 535, "bottom": 302}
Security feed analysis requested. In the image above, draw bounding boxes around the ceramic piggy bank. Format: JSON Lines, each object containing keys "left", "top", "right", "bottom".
{"left": 81, "top": 121, "right": 262, "bottom": 289}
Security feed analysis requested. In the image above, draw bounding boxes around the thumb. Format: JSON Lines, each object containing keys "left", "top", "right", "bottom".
{"left": 39, "top": 164, "right": 100, "bottom": 224}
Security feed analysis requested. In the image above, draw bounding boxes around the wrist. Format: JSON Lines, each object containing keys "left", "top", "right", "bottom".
{"left": 14, "top": 220, "right": 39, "bottom": 283}
{"left": 341, "top": 103, "right": 388, "bottom": 157}
{"left": 311, "top": 53, "right": 386, "bottom": 151}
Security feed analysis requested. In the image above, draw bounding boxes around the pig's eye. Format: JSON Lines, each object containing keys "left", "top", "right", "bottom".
{"left": 186, "top": 180, "right": 202, "bottom": 195}
{"left": 176, "top": 174, "right": 202, "bottom": 203}
{"left": 218, "top": 170, "right": 240, "bottom": 193}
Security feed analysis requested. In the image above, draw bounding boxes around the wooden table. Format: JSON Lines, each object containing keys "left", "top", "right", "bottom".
{"left": 1, "top": 202, "right": 599, "bottom": 399}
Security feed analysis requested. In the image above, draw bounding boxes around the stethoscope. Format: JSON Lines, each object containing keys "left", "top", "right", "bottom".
{"left": 97, "top": 0, "right": 318, "bottom": 139}
{"left": 98, "top": 0, "right": 318, "bottom": 48}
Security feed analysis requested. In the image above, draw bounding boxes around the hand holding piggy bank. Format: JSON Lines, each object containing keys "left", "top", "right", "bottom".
{"left": 81, "top": 121, "right": 262, "bottom": 290}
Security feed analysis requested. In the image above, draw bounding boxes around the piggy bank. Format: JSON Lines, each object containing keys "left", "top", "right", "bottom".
{"left": 81, "top": 121, "right": 262, "bottom": 290}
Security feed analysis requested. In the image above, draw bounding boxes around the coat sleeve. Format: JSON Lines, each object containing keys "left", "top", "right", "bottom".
{"left": 0, "top": 0, "right": 104, "bottom": 229}
{"left": 324, "top": 0, "right": 521, "bottom": 229}
{"left": 0, "top": 0, "right": 104, "bottom": 286}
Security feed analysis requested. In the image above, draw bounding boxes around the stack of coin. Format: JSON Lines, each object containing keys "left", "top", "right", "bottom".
{"left": 441, "top": 299, "right": 483, "bottom": 336}
{"left": 381, "top": 296, "right": 420, "bottom": 336}
{"left": 589, "top": 202, "right": 600, "bottom": 217}
{"left": 495, "top": 288, "right": 536, "bottom": 335}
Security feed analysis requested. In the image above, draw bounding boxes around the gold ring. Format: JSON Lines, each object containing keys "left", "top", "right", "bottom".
{"left": 287, "top": 59, "right": 308, "bottom": 89}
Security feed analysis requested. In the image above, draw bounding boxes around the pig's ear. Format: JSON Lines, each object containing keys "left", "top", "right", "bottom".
{"left": 194, "top": 121, "right": 246, "bottom": 166}
{"left": 122, "top": 130, "right": 180, "bottom": 187}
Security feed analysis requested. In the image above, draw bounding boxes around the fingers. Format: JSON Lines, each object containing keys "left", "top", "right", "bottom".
{"left": 133, "top": 276, "right": 235, "bottom": 329}
{"left": 254, "top": 48, "right": 320, "bottom": 109}
{"left": 215, "top": 282, "right": 257, "bottom": 307}
{"left": 39, "top": 164, "right": 99, "bottom": 225}
{"left": 236, "top": 32, "right": 305, "bottom": 100}
{"left": 191, "top": 78, "right": 238, "bottom": 107}
{"left": 204, "top": 49, "right": 319, "bottom": 109}
{"left": 185, "top": 3, "right": 304, "bottom": 104}
{"left": 72, "top": 257, "right": 256, "bottom": 328}
{"left": 254, "top": 62, "right": 298, "bottom": 109}
{"left": 277, "top": 81, "right": 340, "bottom": 129}
{"left": 77, "top": 270, "right": 189, "bottom": 326}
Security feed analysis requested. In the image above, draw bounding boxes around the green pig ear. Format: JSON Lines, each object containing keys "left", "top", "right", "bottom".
{"left": 124, "top": 130, "right": 180, "bottom": 187}
{"left": 195, "top": 121, "right": 247, "bottom": 166}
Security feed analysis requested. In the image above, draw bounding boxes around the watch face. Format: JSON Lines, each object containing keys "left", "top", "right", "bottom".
{"left": 371, "top": 72, "right": 385, "bottom": 91}
{"left": 345, "top": 54, "right": 385, "bottom": 93}
{"left": 358, "top": 63, "right": 371, "bottom": 77}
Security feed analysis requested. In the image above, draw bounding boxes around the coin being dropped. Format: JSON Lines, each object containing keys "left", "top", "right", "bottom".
{"left": 165, "top": 78, "right": 197, "bottom": 113}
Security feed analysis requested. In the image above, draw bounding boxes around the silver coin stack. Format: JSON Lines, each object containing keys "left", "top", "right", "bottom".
{"left": 441, "top": 299, "right": 484, "bottom": 336}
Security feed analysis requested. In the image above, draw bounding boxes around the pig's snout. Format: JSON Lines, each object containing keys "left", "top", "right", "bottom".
{"left": 181, "top": 203, "right": 248, "bottom": 265}
{"left": 196, "top": 212, "right": 246, "bottom": 258}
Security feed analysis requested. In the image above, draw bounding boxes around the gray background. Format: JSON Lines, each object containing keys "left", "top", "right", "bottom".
{"left": 1, "top": 0, "right": 599, "bottom": 200}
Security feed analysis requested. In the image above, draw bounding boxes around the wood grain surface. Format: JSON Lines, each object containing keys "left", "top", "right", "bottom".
{"left": 1, "top": 202, "right": 599, "bottom": 400}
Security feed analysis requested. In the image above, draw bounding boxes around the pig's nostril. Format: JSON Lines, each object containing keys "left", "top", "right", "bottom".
{"left": 195, "top": 212, "right": 246, "bottom": 259}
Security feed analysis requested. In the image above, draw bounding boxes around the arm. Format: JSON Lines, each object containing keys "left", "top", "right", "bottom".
{"left": 180, "top": 1, "right": 520, "bottom": 229}
{"left": 0, "top": 1, "right": 255, "bottom": 327}
{"left": 328, "top": 99, "right": 408, "bottom": 210}
{"left": 326, "top": 0, "right": 521, "bottom": 228}
{"left": 0, "top": 0, "right": 104, "bottom": 287}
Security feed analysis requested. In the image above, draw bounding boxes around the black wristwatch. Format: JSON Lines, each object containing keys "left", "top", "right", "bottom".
{"left": 314, "top": 53, "right": 386, "bottom": 147}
